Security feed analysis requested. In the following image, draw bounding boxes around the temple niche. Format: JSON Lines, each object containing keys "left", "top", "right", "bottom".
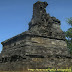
{"left": 0, "top": 1, "right": 72, "bottom": 71}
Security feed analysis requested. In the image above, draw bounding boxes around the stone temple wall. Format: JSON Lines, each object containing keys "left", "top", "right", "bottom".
{"left": 0, "top": 1, "right": 72, "bottom": 71}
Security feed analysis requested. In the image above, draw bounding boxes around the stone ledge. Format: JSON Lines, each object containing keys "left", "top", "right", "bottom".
{"left": 1, "top": 31, "right": 66, "bottom": 45}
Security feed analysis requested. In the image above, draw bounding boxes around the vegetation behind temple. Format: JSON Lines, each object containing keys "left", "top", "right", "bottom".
{"left": 65, "top": 17, "right": 72, "bottom": 54}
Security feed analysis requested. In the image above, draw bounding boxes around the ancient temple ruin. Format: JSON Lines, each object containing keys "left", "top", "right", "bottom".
{"left": 0, "top": 1, "right": 72, "bottom": 71}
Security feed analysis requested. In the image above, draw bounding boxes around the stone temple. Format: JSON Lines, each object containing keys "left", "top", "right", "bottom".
{"left": 0, "top": 1, "right": 72, "bottom": 71}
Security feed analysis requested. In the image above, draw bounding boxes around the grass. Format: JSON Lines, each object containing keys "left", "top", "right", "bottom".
{"left": 0, "top": 70, "right": 69, "bottom": 72}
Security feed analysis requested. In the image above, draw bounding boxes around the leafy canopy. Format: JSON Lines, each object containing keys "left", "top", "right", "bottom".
{"left": 65, "top": 17, "right": 72, "bottom": 54}
{"left": 66, "top": 17, "right": 72, "bottom": 26}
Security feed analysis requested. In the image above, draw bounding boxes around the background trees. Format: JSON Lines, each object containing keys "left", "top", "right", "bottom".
{"left": 65, "top": 17, "right": 72, "bottom": 54}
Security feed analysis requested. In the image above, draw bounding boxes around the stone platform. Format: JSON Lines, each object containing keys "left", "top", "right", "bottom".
{"left": 0, "top": 1, "right": 72, "bottom": 71}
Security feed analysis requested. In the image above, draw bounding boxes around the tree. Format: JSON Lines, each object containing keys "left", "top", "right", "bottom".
{"left": 65, "top": 17, "right": 72, "bottom": 54}
{"left": 66, "top": 17, "right": 72, "bottom": 26}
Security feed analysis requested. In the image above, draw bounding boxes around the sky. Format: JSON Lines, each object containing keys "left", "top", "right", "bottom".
{"left": 0, "top": 0, "right": 72, "bottom": 53}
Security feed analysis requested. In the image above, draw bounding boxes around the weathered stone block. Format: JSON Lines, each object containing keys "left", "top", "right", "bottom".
{"left": 0, "top": 1, "right": 72, "bottom": 71}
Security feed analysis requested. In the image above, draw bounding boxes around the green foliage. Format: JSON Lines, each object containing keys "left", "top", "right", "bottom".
{"left": 65, "top": 28, "right": 72, "bottom": 39}
{"left": 65, "top": 17, "right": 72, "bottom": 54}
{"left": 66, "top": 17, "right": 72, "bottom": 26}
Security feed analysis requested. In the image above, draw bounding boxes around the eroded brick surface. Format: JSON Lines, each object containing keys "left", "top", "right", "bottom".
{"left": 0, "top": 1, "right": 72, "bottom": 71}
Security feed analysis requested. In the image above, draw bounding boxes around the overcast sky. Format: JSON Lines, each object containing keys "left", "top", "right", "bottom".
{"left": 0, "top": 0, "right": 72, "bottom": 52}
